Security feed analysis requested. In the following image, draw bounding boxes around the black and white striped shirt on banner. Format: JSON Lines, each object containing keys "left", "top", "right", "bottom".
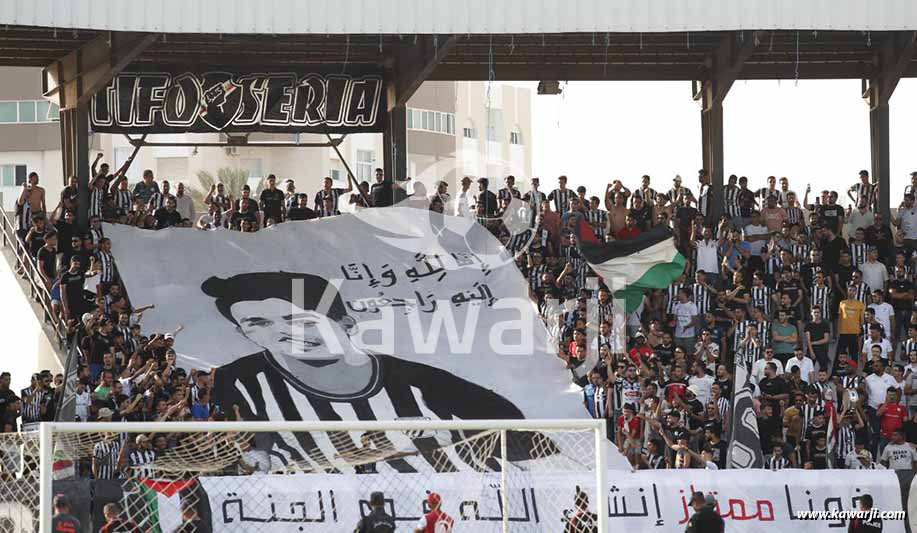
{"left": 691, "top": 283, "right": 712, "bottom": 315}
{"left": 586, "top": 209, "right": 609, "bottom": 238}
{"left": 93, "top": 440, "right": 121, "bottom": 480}
{"left": 850, "top": 242, "right": 868, "bottom": 268}
{"left": 127, "top": 448, "right": 157, "bottom": 479}
{"left": 765, "top": 455, "right": 790, "bottom": 471}
{"left": 751, "top": 286, "right": 773, "bottom": 315}
{"left": 89, "top": 188, "right": 105, "bottom": 218}
{"left": 507, "top": 230, "right": 532, "bottom": 256}
{"left": 548, "top": 188, "right": 573, "bottom": 214}
{"left": 666, "top": 282, "right": 685, "bottom": 315}
{"left": 786, "top": 207, "right": 804, "bottom": 226}
{"left": 810, "top": 285, "right": 831, "bottom": 317}
{"left": 724, "top": 186, "right": 741, "bottom": 218}
{"left": 95, "top": 250, "right": 115, "bottom": 284}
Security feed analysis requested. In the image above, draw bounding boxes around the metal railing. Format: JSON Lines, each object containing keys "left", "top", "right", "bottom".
{"left": 0, "top": 203, "right": 81, "bottom": 421}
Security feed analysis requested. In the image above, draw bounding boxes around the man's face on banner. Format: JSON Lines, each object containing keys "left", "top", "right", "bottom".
{"left": 230, "top": 298, "right": 346, "bottom": 362}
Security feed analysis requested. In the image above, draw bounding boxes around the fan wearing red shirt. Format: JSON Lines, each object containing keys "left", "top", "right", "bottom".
{"left": 628, "top": 333, "right": 653, "bottom": 366}
{"left": 414, "top": 492, "right": 454, "bottom": 533}
{"left": 616, "top": 403, "right": 643, "bottom": 461}
{"left": 663, "top": 365, "right": 690, "bottom": 404}
{"left": 879, "top": 387, "right": 908, "bottom": 443}
{"left": 615, "top": 214, "right": 642, "bottom": 240}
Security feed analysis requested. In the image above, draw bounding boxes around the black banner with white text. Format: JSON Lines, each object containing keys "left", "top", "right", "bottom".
{"left": 89, "top": 71, "right": 385, "bottom": 133}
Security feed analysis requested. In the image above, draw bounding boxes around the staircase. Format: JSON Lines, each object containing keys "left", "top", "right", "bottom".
{"left": 0, "top": 206, "right": 77, "bottom": 420}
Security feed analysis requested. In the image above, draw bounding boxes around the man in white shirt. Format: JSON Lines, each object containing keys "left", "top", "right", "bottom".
{"left": 742, "top": 211, "right": 770, "bottom": 264}
{"left": 692, "top": 226, "right": 720, "bottom": 285}
{"left": 847, "top": 198, "right": 874, "bottom": 239}
{"left": 673, "top": 288, "right": 699, "bottom": 357}
{"left": 861, "top": 325, "right": 893, "bottom": 361}
{"left": 880, "top": 430, "right": 917, "bottom": 469}
{"left": 896, "top": 193, "right": 917, "bottom": 248}
{"left": 454, "top": 176, "right": 474, "bottom": 218}
{"left": 859, "top": 247, "right": 889, "bottom": 295}
{"left": 688, "top": 361, "right": 714, "bottom": 406}
{"left": 868, "top": 290, "right": 896, "bottom": 344}
{"left": 752, "top": 347, "right": 784, "bottom": 386}
{"left": 785, "top": 349, "right": 815, "bottom": 384}
{"left": 174, "top": 182, "right": 195, "bottom": 222}
{"left": 865, "top": 360, "right": 898, "bottom": 410}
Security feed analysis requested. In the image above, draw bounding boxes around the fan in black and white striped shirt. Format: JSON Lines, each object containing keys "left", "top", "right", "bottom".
{"left": 809, "top": 272, "right": 832, "bottom": 318}
{"left": 93, "top": 435, "right": 122, "bottom": 480}
{"left": 95, "top": 238, "right": 117, "bottom": 285}
{"left": 724, "top": 175, "right": 741, "bottom": 219}
{"left": 147, "top": 180, "right": 172, "bottom": 213}
{"left": 548, "top": 176, "right": 573, "bottom": 214}
{"left": 89, "top": 176, "right": 107, "bottom": 219}
{"left": 764, "top": 450, "right": 790, "bottom": 470}
{"left": 848, "top": 172, "right": 875, "bottom": 210}
{"left": 690, "top": 271, "right": 714, "bottom": 316}
{"left": 666, "top": 281, "right": 686, "bottom": 315}
{"left": 849, "top": 231, "right": 868, "bottom": 269}
{"left": 750, "top": 273, "right": 774, "bottom": 316}
{"left": 125, "top": 435, "right": 157, "bottom": 479}
{"left": 585, "top": 199, "right": 609, "bottom": 239}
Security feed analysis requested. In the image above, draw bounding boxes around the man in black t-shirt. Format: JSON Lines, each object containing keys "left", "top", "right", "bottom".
{"left": 36, "top": 232, "right": 58, "bottom": 288}
{"left": 758, "top": 363, "right": 789, "bottom": 413}
{"left": 704, "top": 426, "right": 729, "bottom": 469}
{"left": 60, "top": 256, "right": 96, "bottom": 322}
{"left": 889, "top": 265, "right": 914, "bottom": 340}
{"left": 51, "top": 494, "right": 81, "bottom": 533}
{"left": 259, "top": 174, "right": 285, "bottom": 223}
{"left": 286, "top": 194, "right": 316, "bottom": 221}
{"left": 154, "top": 198, "right": 183, "bottom": 229}
{"left": 817, "top": 194, "right": 844, "bottom": 234}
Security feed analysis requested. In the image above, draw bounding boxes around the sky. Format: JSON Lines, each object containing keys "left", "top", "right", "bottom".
{"left": 522, "top": 78, "right": 917, "bottom": 207}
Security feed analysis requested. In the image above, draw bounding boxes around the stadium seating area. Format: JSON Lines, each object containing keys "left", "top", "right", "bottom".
{"left": 3, "top": 162, "right": 917, "bottom": 478}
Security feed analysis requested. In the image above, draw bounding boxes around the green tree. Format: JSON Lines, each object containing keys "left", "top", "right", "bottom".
{"left": 188, "top": 167, "right": 260, "bottom": 213}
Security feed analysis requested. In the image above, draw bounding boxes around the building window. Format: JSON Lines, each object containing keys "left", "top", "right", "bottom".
{"left": 356, "top": 150, "right": 374, "bottom": 181}
{"left": 406, "top": 107, "right": 457, "bottom": 136}
{"left": 330, "top": 169, "right": 342, "bottom": 182}
{"left": 463, "top": 124, "right": 477, "bottom": 139}
{"left": 0, "top": 164, "right": 26, "bottom": 187}
{"left": 0, "top": 100, "right": 59, "bottom": 123}
{"left": 510, "top": 129, "right": 523, "bottom": 145}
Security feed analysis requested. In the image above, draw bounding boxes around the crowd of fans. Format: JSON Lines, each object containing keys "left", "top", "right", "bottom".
{"left": 3, "top": 150, "right": 917, "bottom": 477}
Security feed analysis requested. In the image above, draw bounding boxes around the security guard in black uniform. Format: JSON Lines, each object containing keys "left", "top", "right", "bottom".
{"left": 685, "top": 492, "right": 725, "bottom": 533}
{"left": 355, "top": 491, "right": 395, "bottom": 533}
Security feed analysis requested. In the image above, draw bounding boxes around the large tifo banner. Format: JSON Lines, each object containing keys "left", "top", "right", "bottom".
{"left": 106, "top": 207, "right": 631, "bottom": 471}
{"left": 144, "top": 470, "right": 911, "bottom": 533}
{"left": 89, "top": 70, "right": 384, "bottom": 133}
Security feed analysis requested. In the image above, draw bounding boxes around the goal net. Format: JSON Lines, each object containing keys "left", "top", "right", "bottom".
{"left": 10, "top": 420, "right": 607, "bottom": 532}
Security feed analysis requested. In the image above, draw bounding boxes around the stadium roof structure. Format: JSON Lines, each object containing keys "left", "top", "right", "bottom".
{"left": 0, "top": 1, "right": 915, "bottom": 223}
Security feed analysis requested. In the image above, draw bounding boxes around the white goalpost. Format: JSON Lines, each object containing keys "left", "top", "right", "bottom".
{"left": 22, "top": 419, "right": 608, "bottom": 532}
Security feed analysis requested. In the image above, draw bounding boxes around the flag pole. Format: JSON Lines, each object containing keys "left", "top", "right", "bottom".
{"left": 315, "top": 109, "right": 373, "bottom": 208}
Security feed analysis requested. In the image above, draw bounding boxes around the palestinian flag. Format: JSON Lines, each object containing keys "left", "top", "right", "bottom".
{"left": 578, "top": 226, "right": 686, "bottom": 312}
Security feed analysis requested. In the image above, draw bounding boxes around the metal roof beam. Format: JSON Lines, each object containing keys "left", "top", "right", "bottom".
{"left": 42, "top": 32, "right": 157, "bottom": 110}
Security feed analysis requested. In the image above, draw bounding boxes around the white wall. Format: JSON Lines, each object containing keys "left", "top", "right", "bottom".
{"left": 0, "top": 149, "right": 64, "bottom": 212}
